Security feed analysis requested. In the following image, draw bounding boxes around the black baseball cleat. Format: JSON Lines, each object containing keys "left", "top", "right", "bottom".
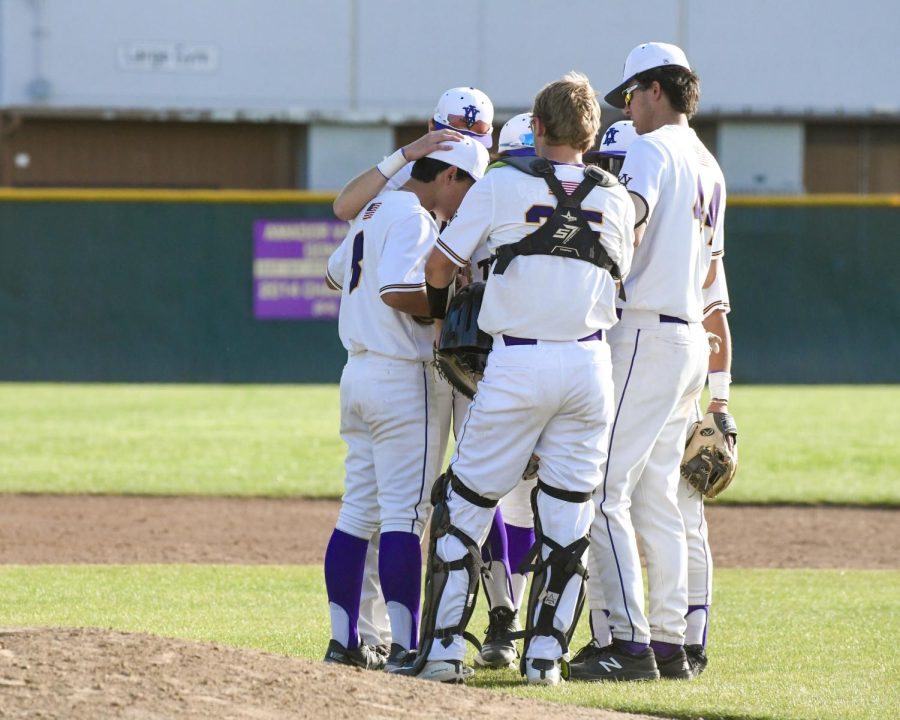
{"left": 685, "top": 644, "right": 708, "bottom": 677}
{"left": 474, "top": 607, "right": 519, "bottom": 668}
{"left": 568, "top": 639, "right": 660, "bottom": 682}
{"left": 570, "top": 638, "right": 605, "bottom": 664}
{"left": 323, "top": 639, "right": 386, "bottom": 670}
{"left": 656, "top": 646, "right": 693, "bottom": 679}
{"left": 384, "top": 643, "right": 417, "bottom": 673}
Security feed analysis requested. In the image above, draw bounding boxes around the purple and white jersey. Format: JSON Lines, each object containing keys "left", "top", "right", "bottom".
{"left": 436, "top": 163, "right": 634, "bottom": 340}
{"left": 325, "top": 165, "right": 415, "bottom": 289}
{"left": 334, "top": 191, "right": 437, "bottom": 362}
{"left": 618, "top": 125, "right": 726, "bottom": 323}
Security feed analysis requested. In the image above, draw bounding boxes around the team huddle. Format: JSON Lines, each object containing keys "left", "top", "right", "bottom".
{"left": 323, "top": 42, "right": 738, "bottom": 686}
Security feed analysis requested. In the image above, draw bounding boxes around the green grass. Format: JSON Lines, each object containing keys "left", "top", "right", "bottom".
{"left": 0, "top": 383, "right": 897, "bottom": 504}
{"left": 0, "top": 565, "right": 896, "bottom": 720}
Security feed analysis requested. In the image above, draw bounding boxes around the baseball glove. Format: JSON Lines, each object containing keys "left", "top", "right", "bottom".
{"left": 681, "top": 412, "right": 738, "bottom": 498}
{"left": 434, "top": 282, "right": 492, "bottom": 399}
{"left": 434, "top": 346, "right": 484, "bottom": 399}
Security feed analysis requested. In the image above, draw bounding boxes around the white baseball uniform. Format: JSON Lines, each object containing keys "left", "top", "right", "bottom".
{"left": 587, "top": 125, "right": 726, "bottom": 647}
{"left": 426, "top": 162, "right": 634, "bottom": 664}
{"left": 329, "top": 191, "right": 452, "bottom": 539}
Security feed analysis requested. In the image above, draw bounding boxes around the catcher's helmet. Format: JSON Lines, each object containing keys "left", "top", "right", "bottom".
{"left": 585, "top": 120, "right": 637, "bottom": 174}
{"left": 436, "top": 282, "right": 493, "bottom": 398}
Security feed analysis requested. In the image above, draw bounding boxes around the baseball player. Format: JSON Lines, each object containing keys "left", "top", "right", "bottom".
{"left": 568, "top": 42, "right": 727, "bottom": 682}
{"left": 399, "top": 72, "right": 634, "bottom": 685}
{"left": 323, "top": 137, "right": 489, "bottom": 671}
{"left": 333, "top": 87, "right": 494, "bottom": 222}
{"left": 327, "top": 87, "right": 497, "bottom": 657}
{"left": 470, "top": 112, "right": 539, "bottom": 670}
{"left": 579, "top": 118, "right": 734, "bottom": 673}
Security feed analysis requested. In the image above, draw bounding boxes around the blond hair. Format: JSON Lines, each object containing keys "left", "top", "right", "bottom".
{"left": 532, "top": 71, "right": 601, "bottom": 153}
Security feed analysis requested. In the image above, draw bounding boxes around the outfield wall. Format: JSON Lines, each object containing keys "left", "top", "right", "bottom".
{"left": 0, "top": 190, "right": 896, "bottom": 384}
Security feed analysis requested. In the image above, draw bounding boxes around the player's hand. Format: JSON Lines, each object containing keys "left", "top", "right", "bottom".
{"left": 706, "top": 332, "right": 722, "bottom": 354}
{"left": 706, "top": 399, "right": 728, "bottom": 414}
{"left": 403, "top": 129, "right": 464, "bottom": 161}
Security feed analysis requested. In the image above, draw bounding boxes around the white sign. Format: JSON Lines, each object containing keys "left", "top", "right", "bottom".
{"left": 117, "top": 43, "right": 219, "bottom": 73}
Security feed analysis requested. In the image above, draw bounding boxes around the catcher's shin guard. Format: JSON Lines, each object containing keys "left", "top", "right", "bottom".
{"left": 409, "top": 469, "right": 496, "bottom": 674}
{"left": 517, "top": 480, "right": 591, "bottom": 678}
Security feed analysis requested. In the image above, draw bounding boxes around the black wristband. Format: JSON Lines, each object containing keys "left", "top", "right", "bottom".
{"left": 426, "top": 282, "right": 450, "bottom": 319}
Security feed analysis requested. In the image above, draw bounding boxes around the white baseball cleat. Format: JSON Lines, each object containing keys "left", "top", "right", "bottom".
{"left": 416, "top": 659, "right": 474, "bottom": 684}
{"left": 524, "top": 657, "right": 563, "bottom": 686}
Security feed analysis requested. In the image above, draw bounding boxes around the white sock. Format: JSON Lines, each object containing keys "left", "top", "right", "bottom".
{"left": 685, "top": 607, "right": 709, "bottom": 646}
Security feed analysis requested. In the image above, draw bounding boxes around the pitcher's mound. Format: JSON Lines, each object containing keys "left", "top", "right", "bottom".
{"left": 0, "top": 627, "right": 657, "bottom": 720}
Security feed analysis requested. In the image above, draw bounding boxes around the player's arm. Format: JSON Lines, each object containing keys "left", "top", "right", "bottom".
{"left": 702, "top": 259, "right": 732, "bottom": 413}
{"left": 332, "top": 129, "right": 464, "bottom": 221}
{"left": 425, "top": 176, "right": 493, "bottom": 331}
{"left": 381, "top": 289, "right": 429, "bottom": 316}
{"left": 629, "top": 193, "right": 649, "bottom": 247}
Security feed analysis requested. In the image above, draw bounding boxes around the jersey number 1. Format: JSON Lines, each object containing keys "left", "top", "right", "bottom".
{"left": 348, "top": 231, "right": 364, "bottom": 293}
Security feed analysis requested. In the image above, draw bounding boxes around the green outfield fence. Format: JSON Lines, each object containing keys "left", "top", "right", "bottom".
{"left": 0, "top": 189, "right": 897, "bottom": 383}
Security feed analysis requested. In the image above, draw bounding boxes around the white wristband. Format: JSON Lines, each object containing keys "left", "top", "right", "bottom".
{"left": 708, "top": 371, "right": 731, "bottom": 403}
{"left": 376, "top": 148, "right": 407, "bottom": 179}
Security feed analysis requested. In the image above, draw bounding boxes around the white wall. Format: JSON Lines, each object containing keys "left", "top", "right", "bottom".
{"left": 307, "top": 124, "right": 393, "bottom": 191}
{"left": 718, "top": 122, "right": 805, "bottom": 193}
{"left": 1, "top": 0, "right": 897, "bottom": 119}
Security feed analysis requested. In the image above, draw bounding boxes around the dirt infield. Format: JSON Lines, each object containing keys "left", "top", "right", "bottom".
{"left": 0, "top": 495, "right": 896, "bottom": 568}
{"left": 1, "top": 495, "right": 896, "bottom": 719}
{"left": 0, "top": 627, "right": 660, "bottom": 720}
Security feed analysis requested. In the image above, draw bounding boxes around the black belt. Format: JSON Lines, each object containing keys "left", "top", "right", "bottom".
{"left": 615, "top": 308, "right": 688, "bottom": 325}
{"left": 502, "top": 329, "right": 604, "bottom": 346}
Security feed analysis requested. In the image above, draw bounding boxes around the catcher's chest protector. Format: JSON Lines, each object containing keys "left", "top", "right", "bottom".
{"left": 491, "top": 156, "right": 625, "bottom": 299}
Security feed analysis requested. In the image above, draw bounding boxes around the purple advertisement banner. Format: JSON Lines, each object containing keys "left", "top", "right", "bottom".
{"left": 253, "top": 218, "right": 348, "bottom": 320}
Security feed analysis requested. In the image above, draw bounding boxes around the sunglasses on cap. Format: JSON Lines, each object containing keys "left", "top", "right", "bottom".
{"left": 622, "top": 82, "right": 643, "bottom": 107}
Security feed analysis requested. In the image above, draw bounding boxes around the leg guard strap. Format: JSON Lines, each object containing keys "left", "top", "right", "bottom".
{"left": 518, "top": 482, "right": 591, "bottom": 677}
{"left": 410, "top": 471, "right": 489, "bottom": 673}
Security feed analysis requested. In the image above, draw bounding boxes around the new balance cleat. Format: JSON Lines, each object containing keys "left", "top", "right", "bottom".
{"left": 570, "top": 638, "right": 605, "bottom": 664}
{"left": 568, "top": 639, "right": 660, "bottom": 682}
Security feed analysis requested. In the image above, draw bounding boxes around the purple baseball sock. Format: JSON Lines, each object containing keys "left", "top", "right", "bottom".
{"left": 505, "top": 523, "right": 535, "bottom": 575}
{"left": 650, "top": 640, "right": 682, "bottom": 658}
{"left": 482, "top": 507, "right": 512, "bottom": 566}
{"left": 619, "top": 640, "right": 649, "bottom": 655}
{"left": 323, "top": 528, "right": 368, "bottom": 650}
{"left": 379, "top": 531, "right": 422, "bottom": 649}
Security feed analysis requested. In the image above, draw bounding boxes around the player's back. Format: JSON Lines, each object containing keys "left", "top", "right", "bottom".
{"left": 337, "top": 191, "right": 436, "bottom": 362}
{"left": 448, "top": 163, "right": 634, "bottom": 340}
{"left": 619, "top": 125, "right": 726, "bottom": 322}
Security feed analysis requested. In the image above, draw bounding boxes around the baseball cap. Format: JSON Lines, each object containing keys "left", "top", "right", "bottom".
{"left": 498, "top": 113, "right": 535, "bottom": 157}
{"left": 433, "top": 87, "right": 495, "bottom": 148}
{"left": 426, "top": 134, "right": 490, "bottom": 181}
{"left": 604, "top": 42, "right": 691, "bottom": 108}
